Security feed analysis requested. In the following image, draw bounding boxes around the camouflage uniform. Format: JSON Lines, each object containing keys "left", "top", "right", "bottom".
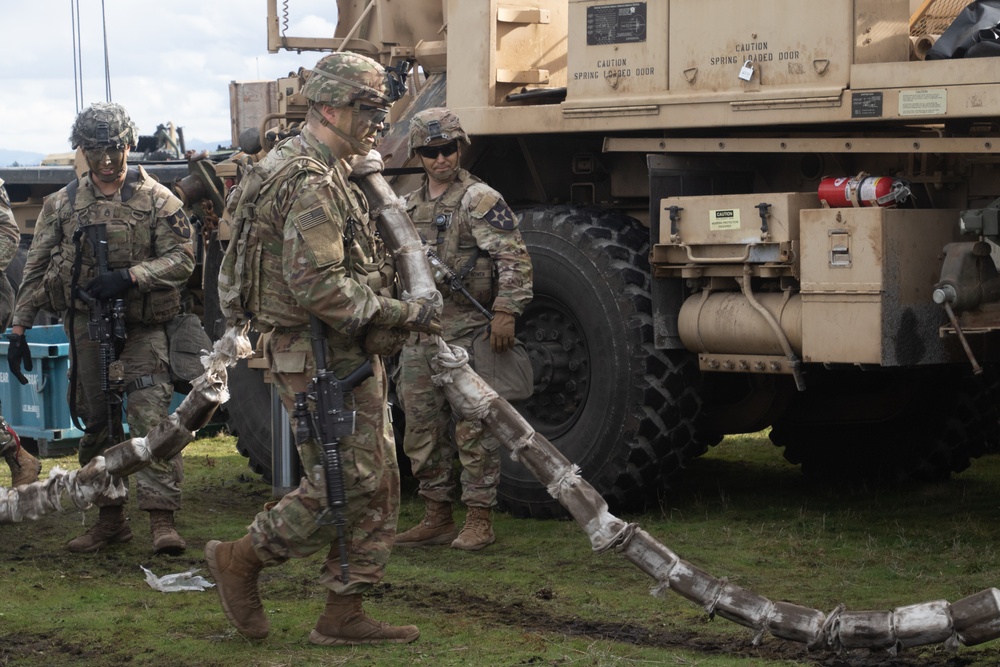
{"left": 208, "top": 51, "right": 428, "bottom": 645}
{"left": 0, "top": 179, "right": 40, "bottom": 487}
{"left": 10, "top": 105, "right": 193, "bottom": 553}
{"left": 230, "top": 128, "right": 400, "bottom": 595}
{"left": 399, "top": 166, "right": 532, "bottom": 509}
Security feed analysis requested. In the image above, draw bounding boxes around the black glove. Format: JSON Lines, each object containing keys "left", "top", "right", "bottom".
{"left": 7, "top": 332, "right": 33, "bottom": 385}
{"left": 85, "top": 268, "right": 133, "bottom": 300}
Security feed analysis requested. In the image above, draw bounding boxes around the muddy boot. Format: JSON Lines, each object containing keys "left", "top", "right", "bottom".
{"left": 66, "top": 505, "right": 133, "bottom": 553}
{"left": 395, "top": 500, "right": 457, "bottom": 547}
{"left": 149, "top": 510, "right": 187, "bottom": 556}
{"left": 2, "top": 436, "right": 41, "bottom": 487}
{"left": 205, "top": 534, "right": 269, "bottom": 639}
{"left": 451, "top": 506, "right": 496, "bottom": 551}
{"left": 309, "top": 591, "right": 419, "bottom": 646}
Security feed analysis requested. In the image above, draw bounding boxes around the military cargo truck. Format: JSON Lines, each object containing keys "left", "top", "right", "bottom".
{"left": 218, "top": 0, "right": 1000, "bottom": 517}
{"left": 10, "top": 0, "right": 1000, "bottom": 519}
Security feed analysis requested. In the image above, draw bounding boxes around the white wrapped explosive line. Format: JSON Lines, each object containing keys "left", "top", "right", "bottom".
{"left": 0, "top": 327, "right": 251, "bottom": 524}
{"left": 355, "top": 169, "right": 1000, "bottom": 655}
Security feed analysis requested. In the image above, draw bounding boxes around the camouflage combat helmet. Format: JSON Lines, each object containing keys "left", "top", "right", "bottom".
{"left": 407, "top": 107, "right": 470, "bottom": 158}
{"left": 69, "top": 102, "right": 138, "bottom": 149}
{"left": 301, "top": 52, "right": 391, "bottom": 108}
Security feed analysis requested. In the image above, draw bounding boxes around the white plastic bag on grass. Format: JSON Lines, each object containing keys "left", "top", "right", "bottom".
{"left": 141, "top": 566, "right": 215, "bottom": 592}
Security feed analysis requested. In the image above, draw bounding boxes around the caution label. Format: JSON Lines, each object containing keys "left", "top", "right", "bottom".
{"left": 710, "top": 208, "right": 741, "bottom": 231}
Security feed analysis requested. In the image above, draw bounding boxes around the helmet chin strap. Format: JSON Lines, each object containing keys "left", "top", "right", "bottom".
{"left": 309, "top": 105, "right": 370, "bottom": 155}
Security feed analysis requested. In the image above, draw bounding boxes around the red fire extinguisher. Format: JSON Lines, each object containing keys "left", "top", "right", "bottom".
{"left": 818, "top": 173, "right": 911, "bottom": 208}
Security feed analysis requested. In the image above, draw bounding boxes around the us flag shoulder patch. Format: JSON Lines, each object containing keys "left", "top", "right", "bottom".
{"left": 299, "top": 205, "right": 329, "bottom": 230}
{"left": 484, "top": 201, "right": 516, "bottom": 230}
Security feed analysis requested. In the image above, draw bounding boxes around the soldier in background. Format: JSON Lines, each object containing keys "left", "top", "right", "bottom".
{"left": 395, "top": 108, "right": 533, "bottom": 551}
{"left": 6, "top": 103, "right": 194, "bottom": 555}
{"left": 208, "top": 51, "right": 440, "bottom": 646}
{"left": 0, "top": 178, "right": 41, "bottom": 488}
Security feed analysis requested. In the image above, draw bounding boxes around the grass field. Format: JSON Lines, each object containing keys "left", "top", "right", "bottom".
{"left": 2, "top": 431, "right": 999, "bottom": 667}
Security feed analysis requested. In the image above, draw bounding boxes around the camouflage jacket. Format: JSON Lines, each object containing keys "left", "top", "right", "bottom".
{"left": 219, "top": 128, "right": 387, "bottom": 344}
{"left": 0, "top": 179, "right": 17, "bottom": 271}
{"left": 0, "top": 180, "right": 17, "bottom": 329}
{"left": 404, "top": 168, "right": 532, "bottom": 339}
{"left": 11, "top": 165, "right": 194, "bottom": 328}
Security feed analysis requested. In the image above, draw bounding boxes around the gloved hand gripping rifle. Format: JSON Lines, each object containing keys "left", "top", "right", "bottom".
{"left": 292, "top": 315, "right": 374, "bottom": 583}
{"left": 75, "top": 224, "right": 127, "bottom": 450}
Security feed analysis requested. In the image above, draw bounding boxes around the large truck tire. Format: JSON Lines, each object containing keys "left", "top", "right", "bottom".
{"left": 226, "top": 349, "right": 275, "bottom": 482}
{"left": 769, "top": 366, "right": 1000, "bottom": 482}
{"left": 202, "top": 237, "right": 276, "bottom": 482}
{"left": 500, "top": 206, "right": 708, "bottom": 518}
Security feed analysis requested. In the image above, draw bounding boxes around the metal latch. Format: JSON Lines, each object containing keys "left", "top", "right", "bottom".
{"left": 829, "top": 230, "right": 851, "bottom": 267}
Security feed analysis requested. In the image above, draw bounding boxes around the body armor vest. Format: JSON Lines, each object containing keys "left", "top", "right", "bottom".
{"left": 406, "top": 171, "right": 494, "bottom": 308}
{"left": 48, "top": 167, "right": 181, "bottom": 324}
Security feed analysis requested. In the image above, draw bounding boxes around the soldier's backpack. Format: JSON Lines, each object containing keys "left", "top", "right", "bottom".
{"left": 218, "top": 153, "right": 329, "bottom": 328}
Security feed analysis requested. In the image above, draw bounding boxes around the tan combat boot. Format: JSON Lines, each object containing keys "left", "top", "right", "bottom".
{"left": 394, "top": 499, "right": 457, "bottom": 547}
{"left": 149, "top": 510, "right": 187, "bottom": 556}
{"left": 3, "top": 443, "right": 41, "bottom": 487}
{"left": 205, "top": 534, "right": 269, "bottom": 639}
{"left": 451, "top": 506, "right": 496, "bottom": 551}
{"left": 67, "top": 505, "right": 133, "bottom": 553}
{"left": 309, "top": 591, "right": 419, "bottom": 646}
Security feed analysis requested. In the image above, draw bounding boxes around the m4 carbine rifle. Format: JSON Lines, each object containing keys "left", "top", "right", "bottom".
{"left": 293, "top": 315, "right": 374, "bottom": 583}
{"left": 76, "top": 224, "right": 127, "bottom": 450}
{"left": 426, "top": 248, "right": 494, "bottom": 322}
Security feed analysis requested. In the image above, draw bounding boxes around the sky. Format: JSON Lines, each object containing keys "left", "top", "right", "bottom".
{"left": 0, "top": 0, "right": 341, "bottom": 156}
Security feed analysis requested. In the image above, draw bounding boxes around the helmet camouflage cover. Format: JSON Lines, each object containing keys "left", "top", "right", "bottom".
{"left": 407, "top": 107, "right": 470, "bottom": 158}
{"left": 301, "top": 52, "right": 391, "bottom": 108}
{"left": 70, "top": 102, "right": 138, "bottom": 149}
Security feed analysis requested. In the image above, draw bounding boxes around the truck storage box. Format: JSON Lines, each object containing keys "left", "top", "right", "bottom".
{"left": 799, "top": 207, "right": 962, "bottom": 366}
{"left": 655, "top": 192, "right": 818, "bottom": 267}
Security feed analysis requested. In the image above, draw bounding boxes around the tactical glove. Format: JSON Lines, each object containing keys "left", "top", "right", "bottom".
{"left": 86, "top": 268, "right": 133, "bottom": 300}
{"left": 375, "top": 296, "right": 442, "bottom": 335}
{"left": 6, "top": 332, "right": 33, "bottom": 385}
{"left": 363, "top": 325, "right": 411, "bottom": 357}
{"left": 489, "top": 311, "right": 516, "bottom": 353}
{"left": 348, "top": 149, "right": 384, "bottom": 177}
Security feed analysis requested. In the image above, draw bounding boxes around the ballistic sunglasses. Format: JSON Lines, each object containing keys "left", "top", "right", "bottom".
{"left": 415, "top": 142, "right": 459, "bottom": 159}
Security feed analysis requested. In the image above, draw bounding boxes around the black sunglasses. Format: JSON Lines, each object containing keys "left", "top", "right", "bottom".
{"left": 415, "top": 142, "right": 459, "bottom": 159}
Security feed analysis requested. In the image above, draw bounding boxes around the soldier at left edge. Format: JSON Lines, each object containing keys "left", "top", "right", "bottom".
{"left": 0, "top": 176, "right": 41, "bottom": 489}
{"left": 6, "top": 102, "right": 195, "bottom": 555}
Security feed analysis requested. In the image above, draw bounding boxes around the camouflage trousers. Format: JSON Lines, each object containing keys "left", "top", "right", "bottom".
{"left": 251, "top": 330, "right": 400, "bottom": 596}
{"left": 398, "top": 333, "right": 501, "bottom": 508}
{"left": 67, "top": 321, "right": 182, "bottom": 510}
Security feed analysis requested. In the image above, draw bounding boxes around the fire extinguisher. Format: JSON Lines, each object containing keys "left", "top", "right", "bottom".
{"left": 817, "top": 173, "right": 911, "bottom": 208}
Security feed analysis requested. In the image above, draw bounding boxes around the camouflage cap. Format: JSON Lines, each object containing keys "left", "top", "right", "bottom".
{"left": 407, "top": 107, "right": 470, "bottom": 158}
{"left": 301, "top": 52, "right": 391, "bottom": 108}
{"left": 70, "top": 102, "right": 138, "bottom": 149}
